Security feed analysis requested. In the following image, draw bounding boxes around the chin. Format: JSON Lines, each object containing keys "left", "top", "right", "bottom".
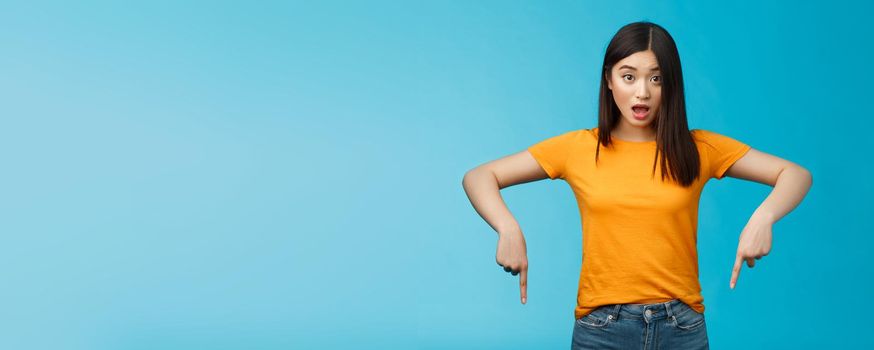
{"left": 625, "top": 116, "right": 655, "bottom": 128}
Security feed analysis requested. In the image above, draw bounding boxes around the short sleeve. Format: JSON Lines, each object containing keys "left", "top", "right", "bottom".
{"left": 526, "top": 130, "right": 578, "bottom": 180}
{"left": 695, "top": 129, "right": 752, "bottom": 180}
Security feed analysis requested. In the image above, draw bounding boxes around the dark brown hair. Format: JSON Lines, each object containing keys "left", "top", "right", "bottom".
{"left": 596, "top": 21, "right": 700, "bottom": 187}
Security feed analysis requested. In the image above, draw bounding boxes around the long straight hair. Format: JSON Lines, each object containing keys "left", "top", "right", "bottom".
{"left": 596, "top": 21, "right": 700, "bottom": 187}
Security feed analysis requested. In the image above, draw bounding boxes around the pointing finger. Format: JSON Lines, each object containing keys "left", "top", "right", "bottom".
{"left": 730, "top": 254, "right": 743, "bottom": 289}
{"left": 520, "top": 268, "right": 527, "bottom": 304}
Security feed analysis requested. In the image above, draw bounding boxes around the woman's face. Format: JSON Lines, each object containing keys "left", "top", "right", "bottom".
{"left": 606, "top": 50, "right": 662, "bottom": 129}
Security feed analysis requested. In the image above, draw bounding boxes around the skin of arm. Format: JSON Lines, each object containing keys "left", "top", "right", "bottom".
{"left": 722, "top": 147, "right": 814, "bottom": 289}
{"left": 462, "top": 150, "right": 549, "bottom": 304}
{"left": 462, "top": 144, "right": 814, "bottom": 300}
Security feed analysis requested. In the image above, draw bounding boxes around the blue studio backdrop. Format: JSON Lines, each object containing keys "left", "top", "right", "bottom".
{"left": 0, "top": 1, "right": 868, "bottom": 349}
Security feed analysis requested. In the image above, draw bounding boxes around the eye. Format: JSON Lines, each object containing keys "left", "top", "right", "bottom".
{"left": 651, "top": 75, "right": 662, "bottom": 83}
{"left": 622, "top": 74, "right": 634, "bottom": 82}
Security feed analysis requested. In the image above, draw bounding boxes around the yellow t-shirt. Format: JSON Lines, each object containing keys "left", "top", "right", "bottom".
{"left": 527, "top": 127, "right": 751, "bottom": 319}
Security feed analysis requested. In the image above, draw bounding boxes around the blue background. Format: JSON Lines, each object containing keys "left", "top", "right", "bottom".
{"left": 1, "top": 1, "right": 868, "bottom": 349}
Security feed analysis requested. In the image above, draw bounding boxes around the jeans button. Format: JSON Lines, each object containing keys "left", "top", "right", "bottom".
{"left": 645, "top": 309, "right": 652, "bottom": 317}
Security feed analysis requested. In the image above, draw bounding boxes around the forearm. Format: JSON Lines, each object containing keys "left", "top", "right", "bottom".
{"left": 462, "top": 169, "right": 522, "bottom": 235}
{"left": 751, "top": 164, "right": 813, "bottom": 224}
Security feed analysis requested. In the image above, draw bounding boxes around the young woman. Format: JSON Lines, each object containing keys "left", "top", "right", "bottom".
{"left": 461, "top": 21, "right": 812, "bottom": 349}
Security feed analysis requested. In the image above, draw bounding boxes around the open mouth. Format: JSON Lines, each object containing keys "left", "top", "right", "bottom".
{"left": 632, "top": 105, "right": 650, "bottom": 119}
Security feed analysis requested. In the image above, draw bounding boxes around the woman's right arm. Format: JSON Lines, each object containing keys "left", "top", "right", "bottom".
{"left": 462, "top": 150, "right": 549, "bottom": 234}
{"left": 461, "top": 150, "right": 550, "bottom": 305}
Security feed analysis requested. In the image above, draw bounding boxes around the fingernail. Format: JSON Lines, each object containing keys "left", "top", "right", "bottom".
{"left": 730, "top": 282, "right": 735, "bottom": 289}
{"left": 522, "top": 297, "right": 526, "bottom": 304}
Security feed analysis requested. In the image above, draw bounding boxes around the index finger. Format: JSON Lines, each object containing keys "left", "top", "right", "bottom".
{"left": 520, "top": 268, "right": 527, "bottom": 304}
{"left": 730, "top": 254, "right": 743, "bottom": 289}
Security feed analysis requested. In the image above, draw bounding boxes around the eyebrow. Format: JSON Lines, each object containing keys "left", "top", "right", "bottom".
{"left": 618, "top": 65, "right": 660, "bottom": 71}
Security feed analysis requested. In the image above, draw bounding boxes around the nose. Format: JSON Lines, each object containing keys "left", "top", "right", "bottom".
{"left": 636, "top": 81, "right": 650, "bottom": 99}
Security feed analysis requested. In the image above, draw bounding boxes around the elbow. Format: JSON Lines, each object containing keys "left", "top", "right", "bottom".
{"left": 462, "top": 168, "right": 481, "bottom": 190}
{"left": 792, "top": 164, "right": 813, "bottom": 189}
{"left": 463, "top": 167, "right": 499, "bottom": 191}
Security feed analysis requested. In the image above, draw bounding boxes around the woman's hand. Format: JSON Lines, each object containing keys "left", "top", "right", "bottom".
{"left": 730, "top": 213, "right": 774, "bottom": 289}
{"left": 496, "top": 228, "right": 528, "bottom": 304}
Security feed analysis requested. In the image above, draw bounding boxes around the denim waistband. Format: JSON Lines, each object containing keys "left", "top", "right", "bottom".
{"left": 597, "top": 298, "right": 684, "bottom": 321}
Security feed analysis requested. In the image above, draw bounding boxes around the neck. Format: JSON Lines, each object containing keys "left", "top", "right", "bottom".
{"left": 612, "top": 120, "right": 656, "bottom": 142}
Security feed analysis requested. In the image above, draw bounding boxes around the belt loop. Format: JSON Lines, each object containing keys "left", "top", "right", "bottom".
{"left": 665, "top": 300, "right": 675, "bottom": 319}
{"left": 611, "top": 304, "right": 621, "bottom": 320}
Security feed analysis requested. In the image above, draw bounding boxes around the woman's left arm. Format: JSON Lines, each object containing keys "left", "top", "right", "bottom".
{"left": 722, "top": 148, "right": 814, "bottom": 289}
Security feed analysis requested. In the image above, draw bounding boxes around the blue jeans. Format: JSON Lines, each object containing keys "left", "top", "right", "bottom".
{"left": 571, "top": 298, "right": 709, "bottom": 350}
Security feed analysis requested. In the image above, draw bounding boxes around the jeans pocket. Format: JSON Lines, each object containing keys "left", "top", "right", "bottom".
{"left": 576, "top": 308, "right": 613, "bottom": 328}
{"left": 670, "top": 303, "right": 705, "bottom": 331}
